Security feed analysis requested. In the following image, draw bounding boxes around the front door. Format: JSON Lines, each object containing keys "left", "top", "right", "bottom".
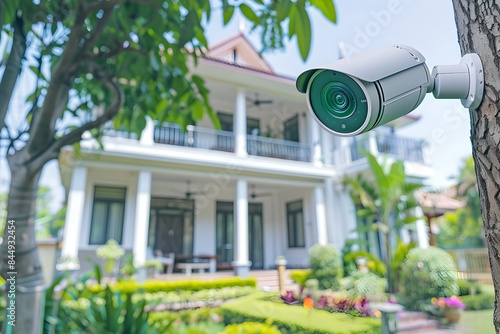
{"left": 155, "top": 212, "right": 184, "bottom": 255}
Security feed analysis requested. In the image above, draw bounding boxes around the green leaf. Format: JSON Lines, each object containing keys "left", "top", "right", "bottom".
{"left": 223, "top": 5, "right": 235, "bottom": 25}
{"left": 295, "top": 5, "right": 312, "bottom": 61}
{"left": 288, "top": 4, "right": 297, "bottom": 38}
{"left": 276, "top": 0, "right": 292, "bottom": 22}
{"left": 310, "top": 0, "right": 337, "bottom": 23}
{"left": 239, "top": 4, "right": 259, "bottom": 24}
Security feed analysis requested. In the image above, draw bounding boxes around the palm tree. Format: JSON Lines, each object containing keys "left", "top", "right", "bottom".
{"left": 344, "top": 152, "right": 423, "bottom": 293}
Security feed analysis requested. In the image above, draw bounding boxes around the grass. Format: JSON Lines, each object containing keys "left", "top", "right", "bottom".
{"left": 458, "top": 310, "right": 494, "bottom": 333}
{"left": 220, "top": 292, "right": 381, "bottom": 334}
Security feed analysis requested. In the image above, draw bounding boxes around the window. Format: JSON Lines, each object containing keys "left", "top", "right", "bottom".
{"left": 284, "top": 114, "right": 300, "bottom": 142}
{"left": 89, "top": 186, "right": 126, "bottom": 245}
{"left": 286, "top": 200, "right": 305, "bottom": 248}
{"left": 217, "top": 112, "right": 260, "bottom": 134}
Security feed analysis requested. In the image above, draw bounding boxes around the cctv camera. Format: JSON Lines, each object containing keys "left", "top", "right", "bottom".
{"left": 296, "top": 45, "right": 484, "bottom": 137}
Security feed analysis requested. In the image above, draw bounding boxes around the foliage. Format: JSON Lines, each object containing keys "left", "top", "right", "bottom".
{"left": 436, "top": 157, "right": 484, "bottom": 248}
{"left": 138, "top": 286, "right": 256, "bottom": 310}
{"left": 342, "top": 250, "right": 386, "bottom": 277}
{"left": 399, "top": 247, "right": 459, "bottom": 311}
{"left": 220, "top": 322, "right": 281, "bottom": 334}
{"left": 148, "top": 307, "right": 222, "bottom": 331}
{"left": 340, "top": 270, "right": 386, "bottom": 301}
{"left": 457, "top": 279, "right": 482, "bottom": 296}
{"left": 221, "top": 292, "right": 381, "bottom": 334}
{"left": 460, "top": 293, "right": 495, "bottom": 311}
{"left": 289, "top": 269, "right": 312, "bottom": 287}
{"left": 343, "top": 152, "right": 423, "bottom": 293}
{"left": 389, "top": 240, "right": 416, "bottom": 291}
{"left": 308, "top": 244, "right": 342, "bottom": 290}
{"left": 43, "top": 264, "right": 153, "bottom": 334}
{"left": 96, "top": 239, "right": 126, "bottom": 274}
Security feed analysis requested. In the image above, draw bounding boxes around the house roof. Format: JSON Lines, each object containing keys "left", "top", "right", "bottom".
{"left": 416, "top": 190, "right": 464, "bottom": 216}
{"left": 206, "top": 33, "right": 275, "bottom": 74}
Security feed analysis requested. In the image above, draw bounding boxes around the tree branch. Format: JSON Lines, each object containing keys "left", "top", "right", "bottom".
{"left": 26, "top": 1, "right": 89, "bottom": 153}
{"left": 82, "top": 2, "right": 119, "bottom": 53}
{"left": 47, "top": 73, "right": 124, "bottom": 155}
{"left": 0, "top": 14, "right": 27, "bottom": 132}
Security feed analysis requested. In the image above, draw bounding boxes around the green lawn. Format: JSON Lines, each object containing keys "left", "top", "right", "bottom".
{"left": 458, "top": 310, "right": 494, "bottom": 333}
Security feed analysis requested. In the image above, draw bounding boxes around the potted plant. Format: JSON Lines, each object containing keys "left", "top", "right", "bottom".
{"left": 434, "top": 296, "right": 466, "bottom": 324}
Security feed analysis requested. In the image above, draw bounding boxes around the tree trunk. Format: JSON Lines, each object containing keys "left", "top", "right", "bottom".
{"left": 1, "top": 151, "right": 44, "bottom": 334}
{"left": 451, "top": 1, "right": 500, "bottom": 332}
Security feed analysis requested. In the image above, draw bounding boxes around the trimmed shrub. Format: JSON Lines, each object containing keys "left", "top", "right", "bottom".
{"left": 105, "top": 277, "right": 256, "bottom": 294}
{"left": 457, "top": 279, "right": 482, "bottom": 296}
{"left": 289, "top": 269, "right": 312, "bottom": 287}
{"left": 220, "top": 322, "right": 281, "bottom": 334}
{"left": 309, "top": 244, "right": 342, "bottom": 290}
{"left": 341, "top": 270, "right": 386, "bottom": 300}
{"left": 461, "top": 293, "right": 495, "bottom": 310}
{"left": 399, "top": 247, "right": 458, "bottom": 311}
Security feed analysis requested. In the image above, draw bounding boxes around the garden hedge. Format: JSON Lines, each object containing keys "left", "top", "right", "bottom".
{"left": 94, "top": 277, "right": 257, "bottom": 294}
{"left": 220, "top": 292, "right": 381, "bottom": 334}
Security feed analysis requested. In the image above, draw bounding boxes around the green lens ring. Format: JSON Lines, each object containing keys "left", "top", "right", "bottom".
{"left": 320, "top": 82, "right": 356, "bottom": 119}
{"left": 307, "top": 70, "right": 369, "bottom": 135}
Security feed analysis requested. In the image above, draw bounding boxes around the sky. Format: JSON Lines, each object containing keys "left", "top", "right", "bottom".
{"left": 0, "top": 0, "right": 473, "bottom": 211}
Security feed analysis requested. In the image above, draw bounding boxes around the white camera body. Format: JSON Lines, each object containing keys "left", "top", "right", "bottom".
{"left": 296, "top": 45, "right": 483, "bottom": 137}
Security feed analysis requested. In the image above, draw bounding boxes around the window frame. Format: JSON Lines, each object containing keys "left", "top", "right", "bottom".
{"left": 286, "top": 199, "right": 305, "bottom": 248}
{"left": 89, "top": 185, "right": 127, "bottom": 245}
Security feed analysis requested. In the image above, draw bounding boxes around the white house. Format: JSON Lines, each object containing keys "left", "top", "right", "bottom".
{"left": 58, "top": 34, "right": 432, "bottom": 277}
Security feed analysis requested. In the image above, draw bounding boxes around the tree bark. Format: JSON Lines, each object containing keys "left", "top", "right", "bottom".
{"left": 0, "top": 14, "right": 27, "bottom": 132}
{"left": 451, "top": 1, "right": 500, "bottom": 332}
{"left": 1, "top": 151, "right": 44, "bottom": 334}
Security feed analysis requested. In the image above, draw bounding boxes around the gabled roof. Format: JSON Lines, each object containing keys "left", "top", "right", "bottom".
{"left": 206, "top": 33, "right": 275, "bottom": 74}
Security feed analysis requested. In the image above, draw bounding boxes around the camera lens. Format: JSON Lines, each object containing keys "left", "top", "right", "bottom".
{"left": 321, "top": 82, "right": 356, "bottom": 118}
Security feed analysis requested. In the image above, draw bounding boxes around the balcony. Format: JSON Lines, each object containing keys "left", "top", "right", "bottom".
{"left": 350, "top": 134, "right": 427, "bottom": 164}
{"left": 153, "top": 123, "right": 311, "bottom": 162}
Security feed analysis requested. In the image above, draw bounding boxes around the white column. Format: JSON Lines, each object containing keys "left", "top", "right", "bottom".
{"left": 234, "top": 88, "right": 247, "bottom": 157}
{"left": 368, "top": 131, "right": 379, "bottom": 156}
{"left": 59, "top": 166, "right": 88, "bottom": 270}
{"left": 324, "top": 178, "right": 343, "bottom": 249}
{"left": 314, "top": 186, "right": 328, "bottom": 245}
{"left": 140, "top": 117, "right": 155, "bottom": 146}
{"left": 320, "top": 130, "right": 333, "bottom": 165}
{"left": 309, "top": 115, "right": 322, "bottom": 165}
{"left": 133, "top": 171, "right": 152, "bottom": 281}
{"left": 414, "top": 206, "right": 430, "bottom": 249}
{"left": 232, "top": 179, "right": 251, "bottom": 276}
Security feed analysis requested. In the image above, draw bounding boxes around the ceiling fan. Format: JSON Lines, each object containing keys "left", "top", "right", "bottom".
{"left": 246, "top": 93, "right": 273, "bottom": 108}
{"left": 184, "top": 181, "right": 208, "bottom": 199}
{"left": 249, "top": 185, "right": 273, "bottom": 199}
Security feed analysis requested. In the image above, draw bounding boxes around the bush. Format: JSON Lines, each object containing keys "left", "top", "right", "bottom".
{"left": 289, "top": 269, "right": 311, "bottom": 287}
{"left": 343, "top": 251, "right": 386, "bottom": 277}
{"left": 399, "top": 247, "right": 458, "bottom": 311}
{"left": 461, "top": 293, "right": 495, "bottom": 310}
{"left": 457, "top": 279, "right": 482, "bottom": 296}
{"left": 341, "top": 270, "right": 386, "bottom": 300}
{"left": 108, "top": 277, "right": 257, "bottom": 294}
{"left": 220, "top": 322, "right": 281, "bottom": 334}
{"left": 308, "top": 244, "right": 342, "bottom": 290}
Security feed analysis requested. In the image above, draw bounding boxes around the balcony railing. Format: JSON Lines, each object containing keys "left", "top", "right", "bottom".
{"left": 349, "top": 134, "right": 426, "bottom": 164}
{"left": 153, "top": 123, "right": 310, "bottom": 162}
{"left": 376, "top": 134, "right": 426, "bottom": 163}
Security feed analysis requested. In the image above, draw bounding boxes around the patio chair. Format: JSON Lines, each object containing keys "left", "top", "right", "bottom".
{"left": 153, "top": 249, "right": 175, "bottom": 275}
